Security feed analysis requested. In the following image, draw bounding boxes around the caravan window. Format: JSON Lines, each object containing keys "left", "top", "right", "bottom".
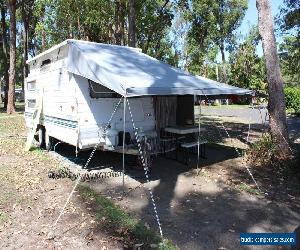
{"left": 40, "top": 59, "right": 51, "bottom": 72}
{"left": 27, "top": 80, "right": 36, "bottom": 91}
{"left": 41, "top": 59, "right": 51, "bottom": 67}
{"left": 27, "top": 99, "right": 36, "bottom": 109}
{"left": 89, "top": 80, "right": 121, "bottom": 98}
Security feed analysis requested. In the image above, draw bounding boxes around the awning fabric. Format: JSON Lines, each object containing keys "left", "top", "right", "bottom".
{"left": 64, "top": 39, "right": 253, "bottom": 97}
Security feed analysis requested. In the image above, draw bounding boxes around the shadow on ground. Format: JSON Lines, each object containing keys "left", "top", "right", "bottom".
{"left": 47, "top": 107, "right": 300, "bottom": 249}
{"left": 53, "top": 140, "right": 300, "bottom": 249}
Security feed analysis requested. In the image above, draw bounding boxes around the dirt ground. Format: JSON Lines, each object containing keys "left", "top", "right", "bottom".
{"left": 81, "top": 146, "right": 300, "bottom": 250}
{"left": 51, "top": 116, "right": 300, "bottom": 249}
{"left": 0, "top": 114, "right": 123, "bottom": 250}
{"left": 1, "top": 105, "right": 300, "bottom": 250}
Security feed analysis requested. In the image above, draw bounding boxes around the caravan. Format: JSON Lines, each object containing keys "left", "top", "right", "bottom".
{"left": 24, "top": 39, "right": 252, "bottom": 154}
{"left": 25, "top": 42, "right": 156, "bottom": 153}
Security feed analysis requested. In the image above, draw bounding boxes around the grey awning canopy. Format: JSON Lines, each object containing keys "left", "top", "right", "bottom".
{"left": 30, "top": 39, "right": 254, "bottom": 97}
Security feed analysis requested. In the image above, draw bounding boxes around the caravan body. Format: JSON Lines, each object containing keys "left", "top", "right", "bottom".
{"left": 24, "top": 42, "right": 156, "bottom": 151}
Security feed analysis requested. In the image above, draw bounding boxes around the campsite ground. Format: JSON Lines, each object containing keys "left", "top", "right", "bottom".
{"left": 0, "top": 103, "right": 300, "bottom": 249}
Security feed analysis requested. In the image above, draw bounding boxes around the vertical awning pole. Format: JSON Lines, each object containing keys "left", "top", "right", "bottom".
{"left": 197, "top": 95, "right": 201, "bottom": 174}
{"left": 122, "top": 96, "right": 126, "bottom": 193}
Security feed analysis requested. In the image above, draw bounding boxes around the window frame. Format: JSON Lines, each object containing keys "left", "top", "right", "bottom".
{"left": 27, "top": 99, "right": 36, "bottom": 109}
{"left": 88, "top": 80, "right": 122, "bottom": 99}
{"left": 27, "top": 80, "right": 36, "bottom": 91}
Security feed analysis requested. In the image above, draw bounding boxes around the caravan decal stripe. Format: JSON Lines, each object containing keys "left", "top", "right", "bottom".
{"left": 44, "top": 115, "right": 78, "bottom": 129}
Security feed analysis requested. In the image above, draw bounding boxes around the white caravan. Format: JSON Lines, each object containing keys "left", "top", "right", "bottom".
{"left": 24, "top": 39, "right": 252, "bottom": 153}
{"left": 25, "top": 43, "right": 156, "bottom": 152}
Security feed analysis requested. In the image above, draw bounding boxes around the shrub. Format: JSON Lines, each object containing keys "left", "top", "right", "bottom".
{"left": 284, "top": 87, "right": 300, "bottom": 114}
{"left": 247, "top": 134, "right": 279, "bottom": 167}
{"left": 247, "top": 133, "right": 298, "bottom": 168}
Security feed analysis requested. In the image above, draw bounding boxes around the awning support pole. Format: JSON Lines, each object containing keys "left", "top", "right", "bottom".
{"left": 197, "top": 95, "right": 201, "bottom": 174}
{"left": 122, "top": 96, "right": 126, "bottom": 193}
{"left": 247, "top": 98, "right": 254, "bottom": 143}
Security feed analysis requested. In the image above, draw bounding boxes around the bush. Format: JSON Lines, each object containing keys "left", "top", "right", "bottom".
{"left": 247, "top": 133, "right": 298, "bottom": 168}
{"left": 247, "top": 134, "right": 279, "bottom": 167}
{"left": 284, "top": 87, "right": 300, "bottom": 114}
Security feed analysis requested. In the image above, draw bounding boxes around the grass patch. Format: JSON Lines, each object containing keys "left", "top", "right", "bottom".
{"left": 0, "top": 190, "right": 15, "bottom": 204}
{"left": 30, "top": 147, "right": 49, "bottom": 160}
{"left": 195, "top": 104, "right": 250, "bottom": 109}
{"left": 236, "top": 183, "right": 260, "bottom": 195}
{"left": 78, "top": 184, "right": 177, "bottom": 250}
{"left": 30, "top": 146, "right": 43, "bottom": 153}
{"left": 0, "top": 212, "right": 8, "bottom": 224}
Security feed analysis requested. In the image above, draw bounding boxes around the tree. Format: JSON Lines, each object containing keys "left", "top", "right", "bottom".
{"left": 31, "top": 0, "right": 175, "bottom": 63}
{"left": 114, "top": 0, "right": 126, "bottom": 45}
{"left": 136, "top": 0, "right": 173, "bottom": 57}
{"left": 183, "top": 0, "right": 247, "bottom": 81}
{"left": 0, "top": 0, "right": 9, "bottom": 108}
{"left": 278, "top": 36, "right": 300, "bottom": 87}
{"left": 228, "top": 26, "right": 267, "bottom": 90}
{"left": 277, "top": 0, "right": 300, "bottom": 87}
{"left": 277, "top": 0, "right": 300, "bottom": 33}
{"left": 256, "top": 0, "right": 290, "bottom": 156}
{"left": 20, "top": 0, "right": 35, "bottom": 92}
{"left": 128, "top": 0, "right": 136, "bottom": 47}
{"left": 7, "top": 0, "right": 17, "bottom": 114}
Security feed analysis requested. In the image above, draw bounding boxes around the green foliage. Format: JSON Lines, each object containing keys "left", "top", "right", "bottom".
{"left": 284, "top": 87, "right": 300, "bottom": 114}
{"left": 181, "top": 0, "right": 247, "bottom": 78}
{"left": 236, "top": 183, "right": 261, "bottom": 195}
{"left": 279, "top": 36, "right": 300, "bottom": 86}
{"left": 228, "top": 26, "right": 267, "bottom": 90}
{"left": 30, "top": 0, "right": 176, "bottom": 65}
{"left": 277, "top": 1, "right": 299, "bottom": 89}
{"left": 277, "top": 0, "right": 300, "bottom": 33}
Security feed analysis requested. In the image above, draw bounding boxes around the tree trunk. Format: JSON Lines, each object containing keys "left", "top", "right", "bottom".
{"left": 219, "top": 41, "right": 227, "bottom": 83}
{"left": 7, "top": 0, "right": 16, "bottom": 114}
{"left": 256, "top": 0, "right": 290, "bottom": 156}
{"left": 1, "top": 4, "right": 9, "bottom": 109}
{"left": 41, "top": 28, "right": 46, "bottom": 51}
{"left": 22, "top": 19, "right": 29, "bottom": 93}
{"left": 128, "top": 0, "right": 136, "bottom": 47}
{"left": 114, "top": 0, "right": 121, "bottom": 45}
{"left": 120, "top": 0, "right": 126, "bottom": 45}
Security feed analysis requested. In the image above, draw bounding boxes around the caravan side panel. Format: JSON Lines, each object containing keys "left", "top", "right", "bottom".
{"left": 42, "top": 68, "right": 79, "bottom": 146}
{"left": 74, "top": 75, "right": 156, "bottom": 149}
{"left": 25, "top": 46, "right": 80, "bottom": 147}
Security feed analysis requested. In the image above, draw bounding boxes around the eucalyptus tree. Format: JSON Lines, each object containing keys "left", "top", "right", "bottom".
{"left": 0, "top": 0, "right": 9, "bottom": 108}
{"left": 256, "top": 0, "right": 289, "bottom": 156}
{"left": 277, "top": 0, "right": 300, "bottom": 87}
{"left": 20, "top": 0, "right": 35, "bottom": 91}
{"left": 277, "top": 0, "right": 300, "bottom": 34}
{"left": 279, "top": 36, "right": 300, "bottom": 86}
{"left": 228, "top": 26, "right": 267, "bottom": 90}
{"left": 181, "top": 0, "right": 247, "bottom": 81}
{"left": 31, "top": 0, "right": 175, "bottom": 62}
{"left": 7, "top": 0, "right": 17, "bottom": 114}
{"left": 136, "top": 0, "right": 173, "bottom": 57}
{"left": 128, "top": 0, "right": 136, "bottom": 47}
